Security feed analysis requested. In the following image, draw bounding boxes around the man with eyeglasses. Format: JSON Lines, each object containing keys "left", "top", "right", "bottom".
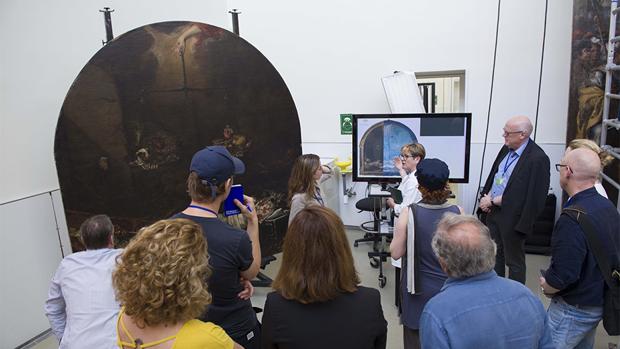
{"left": 540, "top": 148, "right": 619, "bottom": 349}
{"left": 478, "top": 115, "right": 550, "bottom": 284}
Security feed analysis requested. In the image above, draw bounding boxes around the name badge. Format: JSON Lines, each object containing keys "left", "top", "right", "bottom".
{"left": 494, "top": 176, "right": 505, "bottom": 185}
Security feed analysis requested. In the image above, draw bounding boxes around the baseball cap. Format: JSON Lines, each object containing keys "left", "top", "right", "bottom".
{"left": 190, "top": 146, "right": 245, "bottom": 185}
{"left": 416, "top": 158, "right": 449, "bottom": 191}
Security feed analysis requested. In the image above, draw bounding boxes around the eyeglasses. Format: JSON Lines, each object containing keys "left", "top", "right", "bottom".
{"left": 555, "top": 164, "right": 570, "bottom": 172}
{"left": 502, "top": 130, "right": 524, "bottom": 137}
{"left": 399, "top": 154, "right": 413, "bottom": 160}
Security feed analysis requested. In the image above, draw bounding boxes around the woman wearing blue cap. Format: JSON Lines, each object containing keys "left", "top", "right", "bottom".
{"left": 390, "top": 158, "right": 463, "bottom": 349}
{"left": 172, "top": 146, "right": 261, "bottom": 349}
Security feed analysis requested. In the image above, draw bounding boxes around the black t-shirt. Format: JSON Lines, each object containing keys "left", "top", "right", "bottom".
{"left": 172, "top": 213, "right": 256, "bottom": 338}
{"left": 261, "top": 286, "right": 387, "bottom": 349}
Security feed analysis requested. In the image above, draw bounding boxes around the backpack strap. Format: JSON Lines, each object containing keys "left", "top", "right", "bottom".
{"left": 562, "top": 205, "right": 620, "bottom": 289}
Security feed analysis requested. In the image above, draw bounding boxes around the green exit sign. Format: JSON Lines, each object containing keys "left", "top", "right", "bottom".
{"left": 340, "top": 114, "right": 353, "bottom": 135}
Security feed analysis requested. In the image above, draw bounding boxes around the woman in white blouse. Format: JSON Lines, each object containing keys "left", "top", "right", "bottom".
{"left": 386, "top": 142, "right": 426, "bottom": 216}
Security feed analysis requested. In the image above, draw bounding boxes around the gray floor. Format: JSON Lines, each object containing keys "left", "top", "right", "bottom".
{"left": 31, "top": 228, "right": 619, "bottom": 349}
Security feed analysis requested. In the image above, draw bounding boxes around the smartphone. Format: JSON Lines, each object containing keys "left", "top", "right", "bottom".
{"left": 391, "top": 188, "right": 403, "bottom": 204}
{"left": 223, "top": 184, "right": 244, "bottom": 216}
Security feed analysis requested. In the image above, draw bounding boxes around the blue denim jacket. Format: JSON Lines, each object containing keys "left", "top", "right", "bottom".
{"left": 420, "top": 271, "right": 554, "bottom": 349}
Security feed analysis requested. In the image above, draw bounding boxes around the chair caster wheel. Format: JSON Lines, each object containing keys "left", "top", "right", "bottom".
{"left": 369, "top": 257, "right": 379, "bottom": 268}
{"left": 378, "top": 275, "right": 387, "bottom": 288}
{"left": 354, "top": 241, "right": 359, "bottom": 247}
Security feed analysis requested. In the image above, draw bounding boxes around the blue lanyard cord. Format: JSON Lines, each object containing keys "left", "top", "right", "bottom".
{"left": 502, "top": 151, "right": 518, "bottom": 174}
{"left": 188, "top": 205, "right": 219, "bottom": 216}
{"left": 314, "top": 187, "right": 325, "bottom": 206}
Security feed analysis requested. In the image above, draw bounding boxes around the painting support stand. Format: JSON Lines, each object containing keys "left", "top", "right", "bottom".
{"left": 229, "top": 9, "right": 241, "bottom": 35}
{"left": 100, "top": 7, "right": 115, "bottom": 45}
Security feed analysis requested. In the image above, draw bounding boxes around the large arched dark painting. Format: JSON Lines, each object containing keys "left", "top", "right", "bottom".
{"left": 54, "top": 21, "right": 301, "bottom": 253}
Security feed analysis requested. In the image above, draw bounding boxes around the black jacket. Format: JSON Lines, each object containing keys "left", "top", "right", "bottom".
{"left": 479, "top": 139, "right": 550, "bottom": 235}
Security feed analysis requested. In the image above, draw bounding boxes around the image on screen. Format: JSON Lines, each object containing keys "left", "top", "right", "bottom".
{"left": 352, "top": 113, "right": 471, "bottom": 183}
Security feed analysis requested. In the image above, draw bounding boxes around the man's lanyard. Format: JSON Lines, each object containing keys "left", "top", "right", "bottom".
{"left": 502, "top": 151, "right": 518, "bottom": 175}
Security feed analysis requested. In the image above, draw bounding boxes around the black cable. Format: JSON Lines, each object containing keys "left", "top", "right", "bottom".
{"left": 533, "top": 0, "right": 549, "bottom": 141}
{"left": 473, "top": 0, "right": 502, "bottom": 215}
{"left": 49, "top": 192, "right": 65, "bottom": 258}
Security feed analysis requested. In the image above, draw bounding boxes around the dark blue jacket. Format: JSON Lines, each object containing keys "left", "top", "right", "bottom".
{"left": 545, "top": 187, "right": 620, "bottom": 306}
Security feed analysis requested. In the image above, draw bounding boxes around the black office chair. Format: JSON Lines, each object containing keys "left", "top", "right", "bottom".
{"left": 251, "top": 208, "right": 289, "bottom": 288}
{"left": 354, "top": 196, "right": 392, "bottom": 288}
{"left": 354, "top": 197, "right": 383, "bottom": 249}
{"left": 525, "top": 193, "right": 557, "bottom": 255}
{"left": 251, "top": 255, "right": 277, "bottom": 287}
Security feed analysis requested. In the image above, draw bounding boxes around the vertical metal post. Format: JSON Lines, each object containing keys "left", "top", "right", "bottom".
{"left": 229, "top": 9, "right": 241, "bottom": 35}
{"left": 602, "top": 0, "right": 618, "bottom": 145}
{"left": 100, "top": 7, "right": 115, "bottom": 45}
{"left": 603, "top": 0, "right": 620, "bottom": 211}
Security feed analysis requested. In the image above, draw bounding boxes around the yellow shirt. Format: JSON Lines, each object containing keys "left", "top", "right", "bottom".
{"left": 117, "top": 309, "right": 234, "bottom": 349}
{"left": 173, "top": 320, "right": 234, "bottom": 349}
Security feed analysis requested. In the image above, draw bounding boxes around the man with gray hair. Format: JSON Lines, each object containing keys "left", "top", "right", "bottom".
{"left": 478, "top": 115, "right": 550, "bottom": 283}
{"left": 44, "top": 214, "right": 121, "bottom": 349}
{"left": 540, "top": 148, "right": 620, "bottom": 348}
{"left": 419, "top": 214, "right": 553, "bottom": 349}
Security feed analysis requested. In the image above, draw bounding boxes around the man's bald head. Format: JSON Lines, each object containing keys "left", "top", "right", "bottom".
{"left": 565, "top": 147, "right": 601, "bottom": 182}
{"left": 506, "top": 115, "right": 533, "bottom": 137}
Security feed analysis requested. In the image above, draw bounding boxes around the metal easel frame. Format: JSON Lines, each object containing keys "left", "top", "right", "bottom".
{"left": 601, "top": 0, "right": 620, "bottom": 211}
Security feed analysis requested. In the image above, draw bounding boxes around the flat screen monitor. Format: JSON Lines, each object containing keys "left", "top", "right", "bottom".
{"left": 352, "top": 113, "right": 471, "bottom": 183}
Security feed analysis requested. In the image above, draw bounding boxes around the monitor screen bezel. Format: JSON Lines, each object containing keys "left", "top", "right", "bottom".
{"left": 351, "top": 113, "right": 472, "bottom": 183}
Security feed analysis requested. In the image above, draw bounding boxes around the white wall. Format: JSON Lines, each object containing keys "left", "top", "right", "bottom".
{"left": 0, "top": 2, "right": 229, "bottom": 347}
{"left": 0, "top": 0, "right": 573, "bottom": 345}
{"left": 0, "top": 191, "right": 70, "bottom": 349}
{"left": 228, "top": 0, "right": 571, "bottom": 145}
{"left": 0, "top": 0, "right": 229, "bottom": 204}
{"left": 0, "top": 0, "right": 574, "bottom": 215}
{"left": 230, "top": 0, "right": 572, "bottom": 224}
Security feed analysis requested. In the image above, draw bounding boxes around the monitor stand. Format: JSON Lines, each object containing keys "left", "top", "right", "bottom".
{"left": 368, "top": 182, "right": 391, "bottom": 197}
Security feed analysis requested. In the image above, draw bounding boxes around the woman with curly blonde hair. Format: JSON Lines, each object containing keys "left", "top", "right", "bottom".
{"left": 113, "top": 219, "right": 243, "bottom": 349}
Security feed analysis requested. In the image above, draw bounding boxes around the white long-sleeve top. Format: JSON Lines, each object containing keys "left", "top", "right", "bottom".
{"left": 393, "top": 171, "right": 422, "bottom": 216}
{"left": 595, "top": 181, "right": 608, "bottom": 199}
{"left": 44, "top": 248, "right": 121, "bottom": 349}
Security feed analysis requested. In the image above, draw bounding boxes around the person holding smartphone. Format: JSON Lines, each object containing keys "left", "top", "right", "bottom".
{"left": 172, "top": 146, "right": 261, "bottom": 349}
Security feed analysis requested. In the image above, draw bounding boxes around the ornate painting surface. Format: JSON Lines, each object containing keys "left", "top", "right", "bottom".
{"left": 568, "top": 0, "right": 619, "bottom": 203}
{"left": 359, "top": 120, "right": 417, "bottom": 176}
{"left": 55, "top": 22, "right": 301, "bottom": 253}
